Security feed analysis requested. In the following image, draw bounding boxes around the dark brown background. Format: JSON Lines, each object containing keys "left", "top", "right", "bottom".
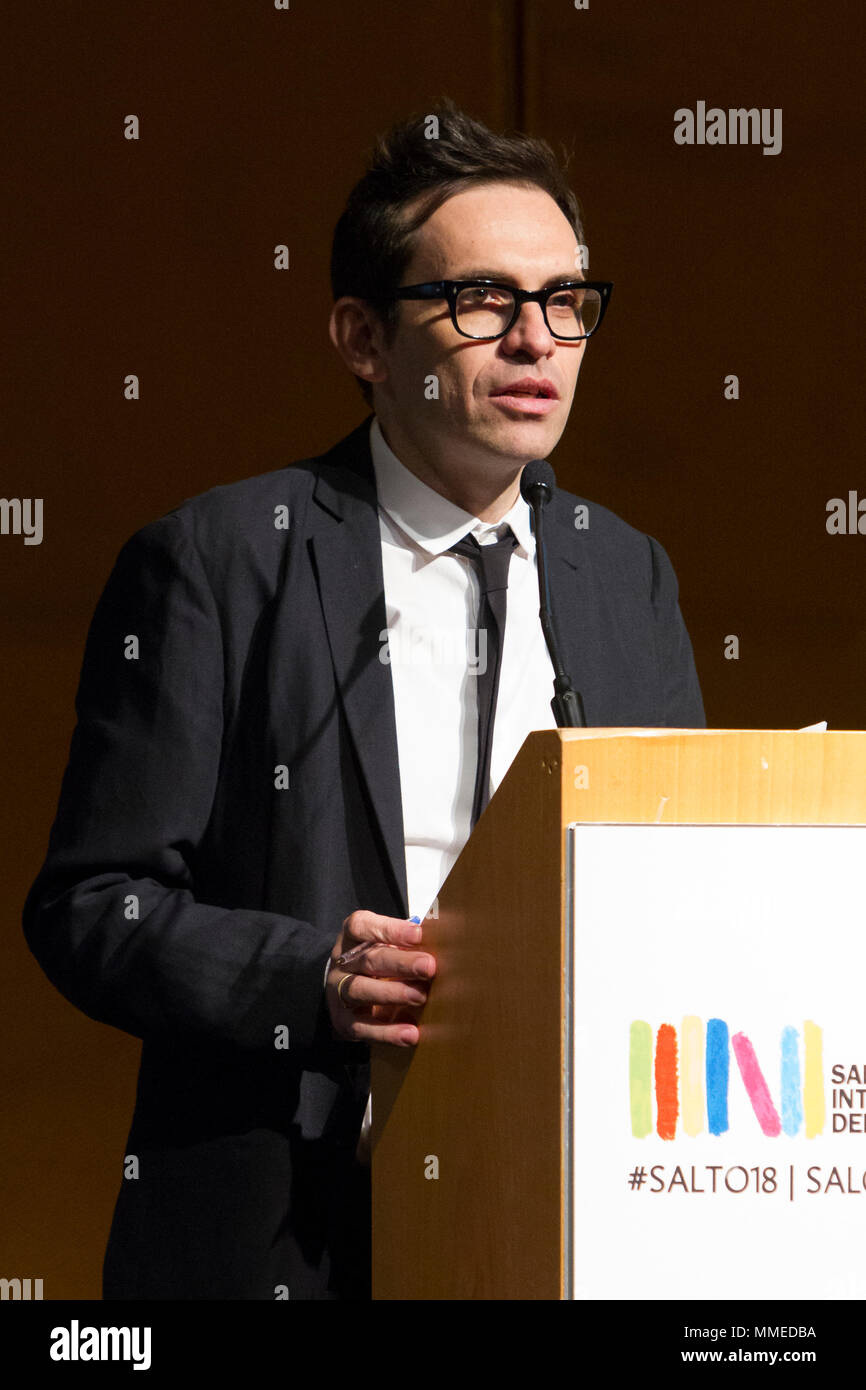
{"left": 3, "top": 0, "right": 863, "bottom": 1297}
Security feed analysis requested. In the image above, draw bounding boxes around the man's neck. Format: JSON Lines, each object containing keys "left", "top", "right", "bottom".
{"left": 374, "top": 415, "right": 522, "bottom": 523}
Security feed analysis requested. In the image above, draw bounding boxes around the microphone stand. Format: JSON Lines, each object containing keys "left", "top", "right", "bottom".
{"left": 528, "top": 487, "right": 587, "bottom": 729}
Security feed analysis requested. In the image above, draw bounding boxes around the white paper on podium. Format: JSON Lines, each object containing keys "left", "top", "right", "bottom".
{"left": 567, "top": 822, "right": 866, "bottom": 1300}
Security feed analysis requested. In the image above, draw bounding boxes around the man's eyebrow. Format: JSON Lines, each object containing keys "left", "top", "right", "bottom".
{"left": 448, "top": 269, "right": 584, "bottom": 287}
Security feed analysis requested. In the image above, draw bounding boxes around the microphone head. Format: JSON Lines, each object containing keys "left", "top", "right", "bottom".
{"left": 520, "top": 458, "right": 556, "bottom": 506}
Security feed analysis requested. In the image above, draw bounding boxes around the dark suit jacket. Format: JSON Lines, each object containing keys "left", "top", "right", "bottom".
{"left": 22, "top": 414, "right": 705, "bottom": 1300}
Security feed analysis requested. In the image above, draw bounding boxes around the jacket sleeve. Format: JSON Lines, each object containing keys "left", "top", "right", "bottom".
{"left": 22, "top": 509, "right": 334, "bottom": 1053}
{"left": 647, "top": 534, "right": 707, "bottom": 728}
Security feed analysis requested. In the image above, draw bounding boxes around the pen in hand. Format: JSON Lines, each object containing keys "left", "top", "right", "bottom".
{"left": 336, "top": 915, "right": 422, "bottom": 967}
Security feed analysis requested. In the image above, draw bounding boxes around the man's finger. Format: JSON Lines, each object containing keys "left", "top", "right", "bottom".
{"left": 338, "top": 974, "right": 429, "bottom": 1008}
{"left": 342, "top": 909, "right": 423, "bottom": 948}
{"left": 344, "top": 1018, "right": 420, "bottom": 1046}
{"left": 352, "top": 946, "right": 436, "bottom": 980}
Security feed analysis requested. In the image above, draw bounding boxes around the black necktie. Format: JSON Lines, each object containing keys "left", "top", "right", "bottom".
{"left": 448, "top": 528, "right": 519, "bottom": 829}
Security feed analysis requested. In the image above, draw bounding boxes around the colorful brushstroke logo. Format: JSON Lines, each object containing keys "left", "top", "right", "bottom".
{"left": 629, "top": 1018, "right": 825, "bottom": 1139}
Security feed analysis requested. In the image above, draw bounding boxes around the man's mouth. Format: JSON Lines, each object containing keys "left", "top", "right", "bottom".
{"left": 489, "top": 379, "right": 560, "bottom": 415}
{"left": 491, "top": 378, "right": 559, "bottom": 400}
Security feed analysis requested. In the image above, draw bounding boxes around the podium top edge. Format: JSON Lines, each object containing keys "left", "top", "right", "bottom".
{"left": 546, "top": 727, "right": 863, "bottom": 739}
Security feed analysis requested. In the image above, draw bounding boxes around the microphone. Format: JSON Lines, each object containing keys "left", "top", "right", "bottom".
{"left": 520, "top": 460, "right": 587, "bottom": 729}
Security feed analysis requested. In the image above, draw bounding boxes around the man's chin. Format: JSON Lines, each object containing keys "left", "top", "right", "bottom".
{"left": 478, "top": 412, "right": 564, "bottom": 463}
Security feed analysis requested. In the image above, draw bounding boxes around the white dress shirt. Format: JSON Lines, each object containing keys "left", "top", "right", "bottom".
{"left": 369, "top": 414, "right": 558, "bottom": 919}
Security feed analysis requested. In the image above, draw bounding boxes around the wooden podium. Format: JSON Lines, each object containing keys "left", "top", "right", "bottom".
{"left": 370, "top": 728, "right": 866, "bottom": 1300}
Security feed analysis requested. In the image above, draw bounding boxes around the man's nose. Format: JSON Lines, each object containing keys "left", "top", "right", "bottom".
{"left": 500, "top": 300, "right": 555, "bottom": 355}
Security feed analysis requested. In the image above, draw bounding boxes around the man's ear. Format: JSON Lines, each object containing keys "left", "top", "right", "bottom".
{"left": 328, "top": 297, "right": 389, "bottom": 390}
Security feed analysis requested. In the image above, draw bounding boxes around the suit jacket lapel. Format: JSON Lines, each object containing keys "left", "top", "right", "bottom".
{"left": 308, "top": 418, "right": 409, "bottom": 916}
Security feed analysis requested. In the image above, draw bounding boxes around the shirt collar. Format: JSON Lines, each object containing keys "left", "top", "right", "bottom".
{"left": 369, "top": 415, "right": 535, "bottom": 558}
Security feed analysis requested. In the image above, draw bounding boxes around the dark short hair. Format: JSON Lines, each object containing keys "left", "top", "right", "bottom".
{"left": 330, "top": 98, "right": 586, "bottom": 406}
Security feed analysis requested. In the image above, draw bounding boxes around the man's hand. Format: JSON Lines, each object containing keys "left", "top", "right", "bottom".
{"left": 326, "top": 909, "right": 436, "bottom": 1045}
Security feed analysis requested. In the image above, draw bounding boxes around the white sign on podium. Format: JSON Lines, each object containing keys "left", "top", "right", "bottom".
{"left": 567, "top": 823, "right": 866, "bottom": 1300}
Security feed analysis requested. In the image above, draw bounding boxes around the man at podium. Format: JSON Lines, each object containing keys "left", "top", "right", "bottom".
{"left": 23, "top": 100, "right": 705, "bottom": 1301}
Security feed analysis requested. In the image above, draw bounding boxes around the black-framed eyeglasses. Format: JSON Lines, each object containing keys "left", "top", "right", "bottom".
{"left": 385, "top": 279, "right": 613, "bottom": 341}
